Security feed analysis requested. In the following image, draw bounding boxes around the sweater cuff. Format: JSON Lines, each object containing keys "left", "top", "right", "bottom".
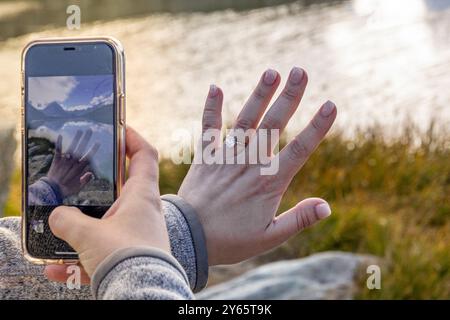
{"left": 40, "top": 177, "right": 64, "bottom": 203}
{"left": 161, "top": 194, "right": 208, "bottom": 292}
{"left": 91, "top": 246, "right": 189, "bottom": 299}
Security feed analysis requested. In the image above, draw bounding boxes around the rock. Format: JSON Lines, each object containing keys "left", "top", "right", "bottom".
{"left": 197, "top": 251, "right": 379, "bottom": 300}
{"left": 207, "top": 258, "right": 262, "bottom": 287}
{"left": 0, "top": 127, "right": 16, "bottom": 217}
{"left": 29, "top": 154, "right": 53, "bottom": 176}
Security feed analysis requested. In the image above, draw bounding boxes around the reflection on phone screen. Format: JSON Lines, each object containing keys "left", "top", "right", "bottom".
{"left": 26, "top": 75, "right": 115, "bottom": 257}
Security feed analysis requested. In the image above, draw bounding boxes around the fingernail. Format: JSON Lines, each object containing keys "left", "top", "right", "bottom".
{"left": 315, "top": 203, "right": 331, "bottom": 219}
{"left": 209, "top": 84, "right": 219, "bottom": 98}
{"left": 289, "top": 67, "right": 304, "bottom": 85}
{"left": 263, "top": 69, "right": 277, "bottom": 85}
{"left": 320, "top": 100, "right": 335, "bottom": 117}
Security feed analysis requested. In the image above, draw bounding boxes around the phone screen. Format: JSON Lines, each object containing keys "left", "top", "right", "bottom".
{"left": 24, "top": 42, "right": 118, "bottom": 259}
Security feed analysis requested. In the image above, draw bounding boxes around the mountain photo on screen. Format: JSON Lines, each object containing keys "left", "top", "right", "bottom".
{"left": 27, "top": 75, "right": 115, "bottom": 206}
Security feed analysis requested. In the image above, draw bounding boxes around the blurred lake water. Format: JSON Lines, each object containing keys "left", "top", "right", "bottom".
{"left": 0, "top": 0, "right": 449, "bottom": 155}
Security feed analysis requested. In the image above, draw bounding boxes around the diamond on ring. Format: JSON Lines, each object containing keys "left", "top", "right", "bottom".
{"left": 225, "top": 135, "right": 245, "bottom": 148}
{"left": 225, "top": 135, "right": 236, "bottom": 148}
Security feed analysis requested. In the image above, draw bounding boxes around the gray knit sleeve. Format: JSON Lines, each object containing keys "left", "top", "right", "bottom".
{"left": 0, "top": 197, "right": 204, "bottom": 299}
{"left": 28, "top": 178, "right": 63, "bottom": 205}
{"left": 0, "top": 216, "right": 194, "bottom": 300}
{"left": 0, "top": 217, "right": 91, "bottom": 299}
{"left": 92, "top": 247, "right": 194, "bottom": 300}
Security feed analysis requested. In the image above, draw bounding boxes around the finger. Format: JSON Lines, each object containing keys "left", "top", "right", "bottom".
{"left": 125, "top": 126, "right": 159, "bottom": 182}
{"left": 232, "top": 69, "right": 280, "bottom": 132}
{"left": 74, "top": 129, "right": 93, "bottom": 158}
{"left": 69, "top": 143, "right": 99, "bottom": 179}
{"left": 202, "top": 85, "right": 223, "bottom": 133}
{"left": 279, "top": 100, "right": 337, "bottom": 179}
{"left": 201, "top": 85, "right": 223, "bottom": 151}
{"left": 79, "top": 142, "right": 100, "bottom": 163}
{"left": 55, "top": 135, "right": 62, "bottom": 159}
{"left": 257, "top": 67, "right": 308, "bottom": 151}
{"left": 44, "top": 264, "right": 90, "bottom": 285}
{"left": 264, "top": 198, "right": 331, "bottom": 248}
{"left": 79, "top": 172, "right": 94, "bottom": 187}
{"left": 48, "top": 206, "right": 98, "bottom": 251}
{"left": 66, "top": 130, "right": 83, "bottom": 154}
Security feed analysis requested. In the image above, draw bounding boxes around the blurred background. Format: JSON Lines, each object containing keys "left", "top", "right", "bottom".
{"left": 0, "top": 0, "right": 448, "bottom": 299}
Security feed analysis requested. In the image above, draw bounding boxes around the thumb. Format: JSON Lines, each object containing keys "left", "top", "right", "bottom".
{"left": 265, "top": 198, "right": 332, "bottom": 248}
{"left": 49, "top": 206, "right": 98, "bottom": 251}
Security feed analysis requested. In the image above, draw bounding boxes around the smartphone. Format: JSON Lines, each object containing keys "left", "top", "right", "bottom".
{"left": 21, "top": 37, "right": 126, "bottom": 264}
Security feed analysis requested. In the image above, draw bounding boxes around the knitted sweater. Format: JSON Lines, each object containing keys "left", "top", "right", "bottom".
{"left": 0, "top": 199, "right": 204, "bottom": 300}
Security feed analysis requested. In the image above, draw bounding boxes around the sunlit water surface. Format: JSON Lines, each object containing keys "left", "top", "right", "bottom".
{"left": 1, "top": 0, "right": 449, "bottom": 156}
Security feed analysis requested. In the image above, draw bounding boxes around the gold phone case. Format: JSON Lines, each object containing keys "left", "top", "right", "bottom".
{"left": 21, "top": 37, "right": 126, "bottom": 265}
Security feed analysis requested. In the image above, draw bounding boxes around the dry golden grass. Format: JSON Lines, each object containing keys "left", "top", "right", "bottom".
{"left": 5, "top": 123, "right": 449, "bottom": 299}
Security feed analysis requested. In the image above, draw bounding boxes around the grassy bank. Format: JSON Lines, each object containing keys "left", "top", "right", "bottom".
{"left": 4, "top": 124, "right": 449, "bottom": 299}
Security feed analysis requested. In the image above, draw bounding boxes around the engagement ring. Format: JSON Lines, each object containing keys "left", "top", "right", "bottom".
{"left": 225, "top": 135, "right": 245, "bottom": 148}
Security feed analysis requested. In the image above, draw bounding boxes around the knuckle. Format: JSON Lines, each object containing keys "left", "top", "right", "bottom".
{"left": 297, "top": 211, "right": 308, "bottom": 230}
{"left": 296, "top": 206, "right": 315, "bottom": 231}
{"left": 288, "top": 138, "right": 310, "bottom": 161}
{"left": 204, "top": 101, "right": 217, "bottom": 113}
{"left": 281, "top": 87, "right": 298, "bottom": 101}
{"left": 260, "top": 114, "right": 282, "bottom": 130}
{"left": 311, "top": 117, "right": 324, "bottom": 132}
{"left": 202, "top": 102, "right": 220, "bottom": 130}
{"left": 235, "top": 117, "right": 253, "bottom": 130}
{"left": 203, "top": 116, "right": 219, "bottom": 131}
{"left": 253, "top": 86, "right": 267, "bottom": 101}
